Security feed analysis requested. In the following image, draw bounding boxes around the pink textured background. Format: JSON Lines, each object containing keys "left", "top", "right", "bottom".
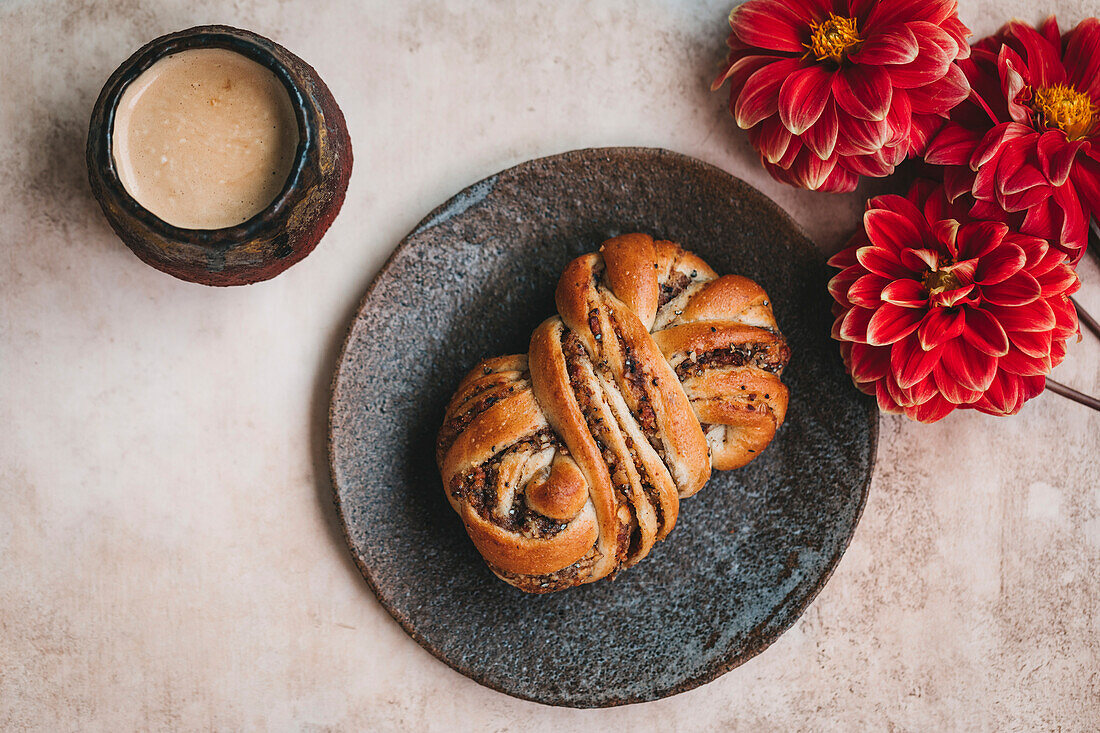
{"left": 1, "top": 0, "right": 1097, "bottom": 729}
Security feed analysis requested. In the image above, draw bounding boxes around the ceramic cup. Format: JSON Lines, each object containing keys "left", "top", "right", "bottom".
{"left": 86, "top": 25, "right": 352, "bottom": 286}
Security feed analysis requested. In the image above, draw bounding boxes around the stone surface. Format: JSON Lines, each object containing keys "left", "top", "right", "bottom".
{"left": 1, "top": 0, "right": 1097, "bottom": 729}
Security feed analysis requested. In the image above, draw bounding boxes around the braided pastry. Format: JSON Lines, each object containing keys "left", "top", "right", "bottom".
{"left": 436, "top": 234, "right": 790, "bottom": 592}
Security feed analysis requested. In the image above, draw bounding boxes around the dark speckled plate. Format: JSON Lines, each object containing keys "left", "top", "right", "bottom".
{"left": 328, "top": 147, "right": 877, "bottom": 707}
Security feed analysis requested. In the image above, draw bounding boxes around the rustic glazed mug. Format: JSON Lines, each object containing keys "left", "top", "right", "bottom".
{"left": 86, "top": 25, "right": 352, "bottom": 286}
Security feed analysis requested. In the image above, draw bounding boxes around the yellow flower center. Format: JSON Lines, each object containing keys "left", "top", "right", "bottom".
{"left": 806, "top": 14, "right": 862, "bottom": 64}
{"left": 1031, "top": 84, "right": 1097, "bottom": 141}
{"left": 922, "top": 268, "right": 961, "bottom": 299}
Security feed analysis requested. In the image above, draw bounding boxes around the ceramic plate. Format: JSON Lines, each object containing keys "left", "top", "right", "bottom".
{"left": 328, "top": 147, "right": 877, "bottom": 707}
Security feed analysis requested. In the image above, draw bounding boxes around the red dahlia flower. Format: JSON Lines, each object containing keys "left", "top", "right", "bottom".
{"left": 829, "top": 181, "right": 1079, "bottom": 422}
{"left": 712, "top": 0, "right": 972, "bottom": 192}
{"left": 924, "top": 17, "right": 1100, "bottom": 264}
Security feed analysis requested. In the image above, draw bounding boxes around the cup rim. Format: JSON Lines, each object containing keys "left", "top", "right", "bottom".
{"left": 94, "top": 25, "right": 315, "bottom": 246}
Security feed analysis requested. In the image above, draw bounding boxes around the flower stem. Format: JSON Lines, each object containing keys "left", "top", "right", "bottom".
{"left": 1072, "top": 296, "right": 1100, "bottom": 340}
{"left": 1045, "top": 378, "right": 1100, "bottom": 412}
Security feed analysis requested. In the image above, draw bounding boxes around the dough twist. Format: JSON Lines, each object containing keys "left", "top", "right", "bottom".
{"left": 436, "top": 234, "right": 789, "bottom": 592}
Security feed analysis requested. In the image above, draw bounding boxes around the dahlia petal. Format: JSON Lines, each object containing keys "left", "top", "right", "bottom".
{"left": 974, "top": 242, "right": 1025, "bottom": 284}
{"left": 968, "top": 199, "right": 1009, "bottom": 223}
{"left": 875, "top": 379, "right": 904, "bottom": 413}
{"left": 911, "top": 179, "right": 945, "bottom": 208}
{"left": 887, "top": 23, "right": 955, "bottom": 89}
{"left": 1069, "top": 156, "right": 1100, "bottom": 228}
{"left": 962, "top": 52, "right": 1003, "bottom": 123}
{"left": 1008, "top": 328, "right": 1053, "bottom": 359}
{"left": 749, "top": 118, "right": 795, "bottom": 165}
{"left": 842, "top": 150, "right": 898, "bottom": 177}
{"left": 789, "top": 0, "right": 833, "bottom": 20}
{"left": 906, "top": 55, "right": 970, "bottom": 115}
{"left": 915, "top": 19, "right": 962, "bottom": 57}
{"left": 942, "top": 167, "right": 976, "bottom": 202}
{"left": 905, "top": 393, "right": 956, "bottom": 422}
{"left": 828, "top": 245, "right": 862, "bottom": 270}
{"left": 712, "top": 52, "right": 779, "bottom": 93}
{"left": 1018, "top": 199, "right": 1059, "bottom": 250}
{"left": 997, "top": 48, "right": 1032, "bottom": 124}
{"left": 999, "top": 183, "right": 1053, "bottom": 214}
{"left": 850, "top": 24, "right": 919, "bottom": 66}
{"left": 969, "top": 124, "right": 1033, "bottom": 172}
{"left": 999, "top": 162, "right": 1048, "bottom": 196}
{"left": 779, "top": 65, "right": 834, "bottom": 134}
{"left": 866, "top": 302, "right": 926, "bottom": 345}
{"left": 785, "top": 148, "right": 838, "bottom": 190}
{"left": 885, "top": 89, "right": 914, "bottom": 149}
{"left": 867, "top": 194, "right": 927, "bottom": 228}
{"left": 930, "top": 219, "right": 960, "bottom": 255}
{"left": 906, "top": 110, "right": 943, "bottom": 156}
{"left": 890, "top": 333, "right": 941, "bottom": 389}
{"left": 960, "top": 306, "right": 1010, "bottom": 356}
{"left": 955, "top": 220, "right": 1007, "bottom": 260}
{"left": 898, "top": 248, "right": 939, "bottom": 272}
{"left": 918, "top": 304, "right": 965, "bottom": 350}
{"left": 832, "top": 315, "right": 847, "bottom": 341}
{"left": 729, "top": 0, "right": 810, "bottom": 54}
{"left": 902, "top": 373, "right": 940, "bottom": 406}
{"left": 924, "top": 123, "right": 985, "bottom": 166}
{"left": 762, "top": 159, "right": 799, "bottom": 188}
{"left": 985, "top": 299, "right": 1056, "bottom": 332}
{"left": 1048, "top": 339, "right": 1066, "bottom": 368}
{"left": 981, "top": 271, "right": 1041, "bottom": 306}
{"left": 803, "top": 101, "right": 839, "bottom": 159}
{"left": 971, "top": 158, "right": 999, "bottom": 203}
{"left": 848, "top": 342, "right": 890, "bottom": 382}
{"left": 973, "top": 370, "right": 1023, "bottom": 415}
{"left": 833, "top": 65, "right": 893, "bottom": 121}
{"left": 1035, "top": 265, "right": 1079, "bottom": 298}
{"left": 735, "top": 58, "right": 803, "bottom": 129}
{"left": 1036, "top": 131, "right": 1082, "bottom": 188}
{"left": 881, "top": 279, "right": 928, "bottom": 307}
{"left": 836, "top": 115, "right": 889, "bottom": 155}
{"left": 941, "top": 16, "right": 973, "bottom": 59}
{"left": 941, "top": 339, "right": 997, "bottom": 392}
{"left": 865, "top": 0, "right": 955, "bottom": 32}
{"left": 942, "top": 257, "right": 977, "bottom": 283}
{"left": 1049, "top": 183, "right": 1088, "bottom": 256}
{"left": 974, "top": 137, "right": 1042, "bottom": 208}
{"left": 991, "top": 138, "right": 1047, "bottom": 210}
{"left": 1064, "top": 17, "right": 1100, "bottom": 99}
{"left": 839, "top": 305, "right": 875, "bottom": 342}
{"left": 855, "top": 245, "right": 911, "bottom": 279}
{"left": 1001, "top": 20, "right": 1066, "bottom": 88}
{"left": 827, "top": 263, "right": 863, "bottom": 306}
{"left": 1026, "top": 241, "right": 1070, "bottom": 276}
{"left": 847, "top": 273, "right": 890, "bottom": 308}
{"left": 774, "top": 134, "right": 804, "bottom": 170}
{"left": 846, "top": 0, "right": 877, "bottom": 20}
{"left": 1038, "top": 16, "right": 1062, "bottom": 49}
{"left": 816, "top": 163, "right": 860, "bottom": 193}
{"left": 946, "top": 254, "right": 981, "bottom": 279}
{"left": 999, "top": 346, "right": 1050, "bottom": 376}
{"left": 1052, "top": 294, "right": 1080, "bottom": 340}
{"left": 1020, "top": 375, "right": 1047, "bottom": 401}
{"left": 933, "top": 360, "right": 985, "bottom": 404}
{"left": 885, "top": 370, "right": 915, "bottom": 407}
{"left": 864, "top": 208, "right": 925, "bottom": 251}
{"left": 930, "top": 284, "right": 976, "bottom": 308}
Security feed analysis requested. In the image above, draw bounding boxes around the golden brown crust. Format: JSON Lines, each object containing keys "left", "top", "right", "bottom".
{"left": 436, "top": 234, "right": 790, "bottom": 592}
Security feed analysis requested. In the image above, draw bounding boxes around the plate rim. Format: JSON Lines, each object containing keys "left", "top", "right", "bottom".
{"left": 327, "top": 146, "right": 879, "bottom": 708}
